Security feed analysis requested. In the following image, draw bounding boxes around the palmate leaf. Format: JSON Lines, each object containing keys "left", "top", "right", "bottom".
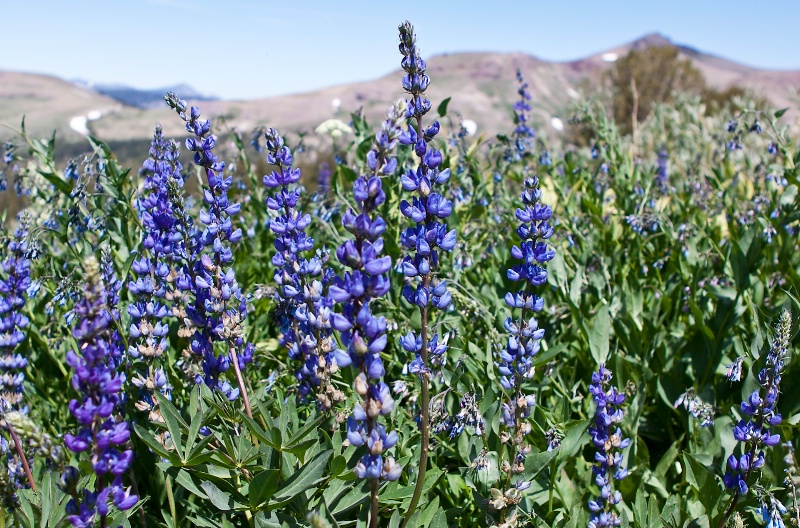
{"left": 15, "top": 472, "right": 69, "bottom": 528}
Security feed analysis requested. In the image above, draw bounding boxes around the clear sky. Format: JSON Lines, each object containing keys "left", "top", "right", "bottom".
{"left": 4, "top": 0, "right": 800, "bottom": 100}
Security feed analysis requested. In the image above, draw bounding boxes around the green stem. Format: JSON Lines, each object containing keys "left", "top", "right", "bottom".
{"left": 402, "top": 284, "right": 430, "bottom": 524}
{"left": 166, "top": 475, "right": 178, "bottom": 526}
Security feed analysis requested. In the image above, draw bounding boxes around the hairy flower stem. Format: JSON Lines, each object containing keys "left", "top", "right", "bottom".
{"left": 6, "top": 424, "right": 35, "bottom": 492}
{"left": 370, "top": 479, "right": 380, "bottom": 528}
{"left": 230, "top": 346, "right": 253, "bottom": 418}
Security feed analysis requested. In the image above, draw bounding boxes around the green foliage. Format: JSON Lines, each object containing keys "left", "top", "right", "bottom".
{"left": 1, "top": 70, "right": 799, "bottom": 528}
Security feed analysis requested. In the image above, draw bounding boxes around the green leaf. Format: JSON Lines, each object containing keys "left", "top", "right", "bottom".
{"left": 174, "top": 469, "right": 208, "bottom": 499}
{"left": 155, "top": 393, "right": 186, "bottom": 461}
{"left": 775, "top": 107, "right": 789, "bottom": 118}
{"left": 570, "top": 267, "right": 585, "bottom": 307}
{"left": 557, "top": 419, "right": 591, "bottom": 463}
{"left": 250, "top": 469, "right": 281, "bottom": 509}
{"left": 521, "top": 449, "right": 558, "bottom": 481}
{"left": 682, "top": 453, "right": 723, "bottom": 517}
{"left": 633, "top": 489, "right": 647, "bottom": 528}
{"left": 781, "top": 184, "right": 798, "bottom": 207}
{"left": 437, "top": 97, "right": 451, "bottom": 117}
{"left": 654, "top": 438, "right": 682, "bottom": 480}
{"left": 40, "top": 170, "right": 73, "bottom": 195}
{"left": 417, "top": 496, "right": 440, "bottom": 527}
{"left": 388, "top": 510, "right": 402, "bottom": 528}
{"left": 469, "top": 341, "right": 495, "bottom": 382}
{"left": 331, "top": 479, "right": 370, "bottom": 516}
{"left": 272, "top": 449, "right": 333, "bottom": 507}
{"left": 589, "top": 305, "right": 610, "bottom": 365}
{"left": 133, "top": 424, "right": 180, "bottom": 464}
{"left": 429, "top": 511, "right": 448, "bottom": 528}
{"left": 200, "top": 480, "right": 240, "bottom": 511}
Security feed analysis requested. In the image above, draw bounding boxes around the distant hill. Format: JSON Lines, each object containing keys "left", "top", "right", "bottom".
{"left": 73, "top": 82, "right": 217, "bottom": 109}
{"left": 2, "top": 33, "right": 799, "bottom": 145}
{"left": 0, "top": 71, "right": 121, "bottom": 141}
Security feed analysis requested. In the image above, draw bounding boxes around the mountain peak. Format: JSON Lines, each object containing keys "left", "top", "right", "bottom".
{"left": 629, "top": 32, "right": 673, "bottom": 50}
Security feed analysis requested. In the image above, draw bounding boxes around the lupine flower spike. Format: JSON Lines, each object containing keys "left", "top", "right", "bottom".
{"left": 0, "top": 218, "right": 32, "bottom": 414}
{"left": 719, "top": 309, "right": 793, "bottom": 528}
{"left": 506, "top": 69, "right": 535, "bottom": 162}
{"left": 262, "top": 127, "right": 345, "bottom": 410}
{"left": 331, "top": 100, "right": 404, "bottom": 528}
{"left": 164, "top": 94, "right": 254, "bottom": 415}
{"left": 128, "top": 125, "right": 183, "bottom": 418}
{"left": 489, "top": 146, "right": 555, "bottom": 526}
{"left": 0, "top": 218, "right": 35, "bottom": 507}
{"left": 587, "top": 364, "right": 629, "bottom": 528}
{"left": 61, "top": 257, "right": 138, "bottom": 528}
{"left": 396, "top": 21, "right": 457, "bottom": 526}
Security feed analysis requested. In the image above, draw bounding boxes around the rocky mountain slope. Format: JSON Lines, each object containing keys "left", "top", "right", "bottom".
{"left": 2, "top": 34, "right": 798, "bottom": 145}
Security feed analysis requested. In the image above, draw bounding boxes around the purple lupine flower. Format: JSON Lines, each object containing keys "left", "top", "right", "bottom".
{"left": 396, "top": 21, "right": 457, "bottom": 522}
{"left": 767, "top": 142, "right": 779, "bottom": 156}
{"left": 262, "top": 128, "right": 343, "bottom": 409}
{"left": 0, "top": 218, "right": 32, "bottom": 414}
{"left": 587, "top": 364, "right": 629, "bottom": 528}
{"left": 655, "top": 146, "right": 669, "bottom": 192}
{"left": 724, "top": 310, "right": 791, "bottom": 496}
{"left": 334, "top": 100, "right": 405, "bottom": 482}
{"left": 317, "top": 162, "right": 331, "bottom": 196}
{"left": 488, "top": 171, "right": 554, "bottom": 522}
{"left": 757, "top": 493, "right": 788, "bottom": 528}
{"left": 127, "top": 126, "right": 183, "bottom": 414}
{"left": 500, "top": 176, "right": 553, "bottom": 390}
{"left": 397, "top": 21, "right": 456, "bottom": 376}
{"left": 507, "top": 69, "right": 535, "bottom": 161}
{"left": 0, "top": 217, "right": 33, "bottom": 507}
{"left": 164, "top": 94, "right": 253, "bottom": 401}
{"left": 61, "top": 257, "right": 138, "bottom": 527}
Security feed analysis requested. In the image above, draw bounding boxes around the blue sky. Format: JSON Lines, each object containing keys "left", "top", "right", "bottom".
{"left": 5, "top": 1, "right": 800, "bottom": 100}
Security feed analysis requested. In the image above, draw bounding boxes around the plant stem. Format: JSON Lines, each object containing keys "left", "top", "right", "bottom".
{"left": 230, "top": 346, "right": 253, "bottom": 419}
{"left": 166, "top": 474, "right": 178, "bottom": 526}
{"left": 403, "top": 301, "right": 430, "bottom": 528}
{"left": 369, "top": 479, "right": 380, "bottom": 528}
{"left": 7, "top": 423, "right": 36, "bottom": 492}
{"left": 403, "top": 376, "right": 429, "bottom": 527}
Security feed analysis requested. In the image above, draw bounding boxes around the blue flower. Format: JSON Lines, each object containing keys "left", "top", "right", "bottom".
{"left": 262, "top": 128, "right": 342, "bottom": 409}
{"left": 724, "top": 310, "right": 791, "bottom": 497}
{"left": 62, "top": 257, "right": 138, "bottom": 527}
{"left": 587, "top": 364, "right": 629, "bottom": 527}
{"left": 332, "top": 100, "right": 405, "bottom": 481}
{"left": 164, "top": 94, "right": 252, "bottom": 401}
{"left": 501, "top": 69, "right": 537, "bottom": 164}
{"left": 127, "top": 126, "right": 184, "bottom": 412}
{"left": 655, "top": 146, "right": 669, "bottom": 192}
{"left": 0, "top": 218, "right": 32, "bottom": 414}
{"left": 397, "top": 22, "right": 456, "bottom": 376}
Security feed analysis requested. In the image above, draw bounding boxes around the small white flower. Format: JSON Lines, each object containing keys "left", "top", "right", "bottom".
{"left": 315, "top": 119, "right": 353, "bottom": 139}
